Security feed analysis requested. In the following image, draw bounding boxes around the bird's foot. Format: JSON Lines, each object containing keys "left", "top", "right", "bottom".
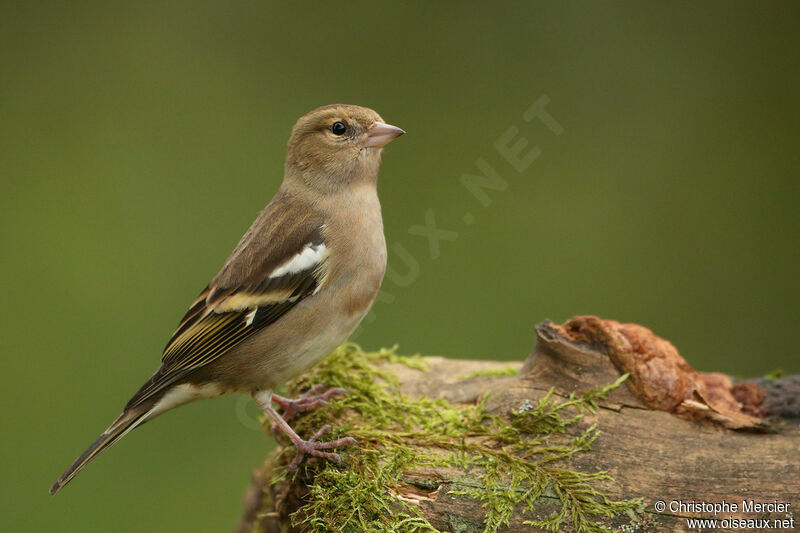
{"left": 271, "top": 384, "right": 348, "bottom": 421}
{"left": 254, "top": 392, "right": 359, "bottom": 471}
{"left": 286, "top": 424, "right": 359, "bottom": 471}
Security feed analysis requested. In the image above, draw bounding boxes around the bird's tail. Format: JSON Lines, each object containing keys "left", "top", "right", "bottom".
{"left": 49, "top": 402, "right": 154, "bottom": 495}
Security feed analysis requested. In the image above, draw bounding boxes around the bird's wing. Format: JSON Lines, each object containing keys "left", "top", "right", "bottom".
{"left": 126, "top": 195, "right": 329, "bottom": 408}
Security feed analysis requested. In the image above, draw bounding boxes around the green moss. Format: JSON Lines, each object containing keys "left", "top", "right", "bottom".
{"left": 264, "top": 344, "right": 642, "bottom": 533}
{"left": 763, "top": 368, "right": 784, "bottom": 379}
{"left": 458, "top": 367, "right": 520, "bottom": 379}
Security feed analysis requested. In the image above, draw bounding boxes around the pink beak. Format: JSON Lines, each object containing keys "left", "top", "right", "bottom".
{"left": 364, "top": 122, "right": 405, "bottom": 148}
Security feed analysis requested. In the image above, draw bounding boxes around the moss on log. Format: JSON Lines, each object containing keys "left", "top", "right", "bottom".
{"left": 237, "top": 317, "right": 799, "bottom": 533}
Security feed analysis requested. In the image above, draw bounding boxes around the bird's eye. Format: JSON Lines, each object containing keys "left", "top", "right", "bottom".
{"left": 330, "top": 121, "right": 347, "bottom": 136}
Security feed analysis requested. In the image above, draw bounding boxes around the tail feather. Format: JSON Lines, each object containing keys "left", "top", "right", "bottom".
{"left": 49, "top": 405, "right": 152, "bottom": 495}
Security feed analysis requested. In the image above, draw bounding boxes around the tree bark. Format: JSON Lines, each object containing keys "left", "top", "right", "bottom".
{"left": 238, "top": 316, "right": 799, "bottom": 533}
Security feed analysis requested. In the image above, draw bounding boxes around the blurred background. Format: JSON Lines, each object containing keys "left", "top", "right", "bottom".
{"left": 2, "top": 2, "right": 798, "bottom": 531}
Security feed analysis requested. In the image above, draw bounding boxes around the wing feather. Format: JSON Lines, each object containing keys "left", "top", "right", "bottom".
{"left": 126, "top": 203, "right": 329, "bottom": 409}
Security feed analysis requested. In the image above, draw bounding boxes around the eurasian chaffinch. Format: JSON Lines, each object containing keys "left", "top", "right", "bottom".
{"left": 51, "top": 104, "right": 404, "bottom": 494}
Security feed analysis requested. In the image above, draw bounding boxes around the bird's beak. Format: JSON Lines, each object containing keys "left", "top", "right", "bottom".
{"left": 364, "top": 122, "right": 405, "bottom": 148}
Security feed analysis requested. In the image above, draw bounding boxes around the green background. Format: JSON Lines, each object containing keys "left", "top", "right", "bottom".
{"left": 2, "top": 2, "right": 798, "bottom": 531}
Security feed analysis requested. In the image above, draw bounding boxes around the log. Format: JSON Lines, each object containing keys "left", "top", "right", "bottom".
{"left": 237, "top": 316, "right": 799, "bottom": 533}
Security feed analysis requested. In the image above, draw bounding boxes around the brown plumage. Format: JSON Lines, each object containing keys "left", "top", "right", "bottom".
{"left": 50, "top": 104, "right": 404, "bottom": 494}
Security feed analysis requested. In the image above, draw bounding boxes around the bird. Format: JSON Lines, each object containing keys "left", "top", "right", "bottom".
{"left": 50, "top": 104, "right": 404, "bottom": 494}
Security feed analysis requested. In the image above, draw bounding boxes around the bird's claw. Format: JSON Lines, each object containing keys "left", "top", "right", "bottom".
{"left": 288, "top": 424, "right": 359, "bottom": 471}
{"left": 272, "top": 385, "right": 349, "bottom": 422}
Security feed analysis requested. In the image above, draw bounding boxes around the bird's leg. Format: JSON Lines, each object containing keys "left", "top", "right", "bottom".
{"left": 271, "top": 384, "right": 349, "bottom": 421}
{"left": 253, "top": 390, "right": 358, "bottom": 471}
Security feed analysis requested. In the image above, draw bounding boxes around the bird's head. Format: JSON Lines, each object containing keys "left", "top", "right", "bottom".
{"left": 285, "top": 104, "right": 404, "bottom": 190}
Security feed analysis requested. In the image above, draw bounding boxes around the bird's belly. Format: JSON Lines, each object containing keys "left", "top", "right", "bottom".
{"left": 268, "top": 312, "right": 362, "bottom": 383}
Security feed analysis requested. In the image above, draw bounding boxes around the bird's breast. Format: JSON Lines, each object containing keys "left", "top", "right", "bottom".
{"left": 323, "top": 192, "right": 386, "bottom": 318}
